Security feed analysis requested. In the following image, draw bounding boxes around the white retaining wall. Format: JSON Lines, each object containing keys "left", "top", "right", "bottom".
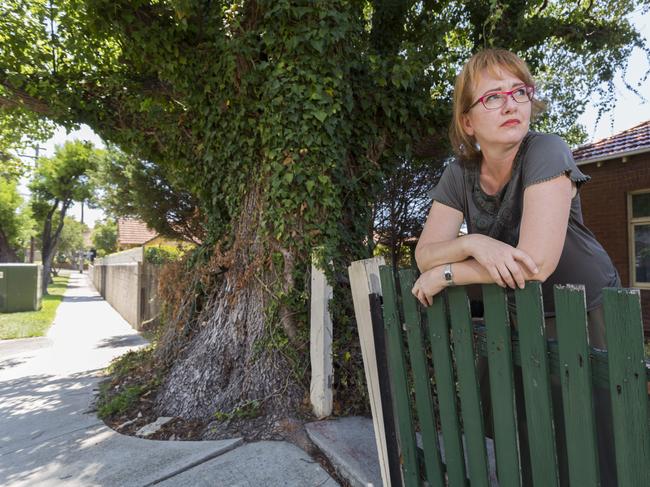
{"left": 90, "top": 262, "right": 142, "bottom": 329}
{"left": 96, "top": 247, "right": 144, "bottom": 265}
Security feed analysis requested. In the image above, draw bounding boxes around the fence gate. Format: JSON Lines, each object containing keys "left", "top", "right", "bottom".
{"left": 352, "top": 261, "right": 650, "bottom": 487}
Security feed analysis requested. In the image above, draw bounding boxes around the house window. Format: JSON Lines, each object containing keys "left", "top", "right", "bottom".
{"left": 628, "top": 191, "right": 650, "bottom": 287}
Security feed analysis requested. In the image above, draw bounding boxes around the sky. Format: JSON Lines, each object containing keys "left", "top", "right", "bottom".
{"left": 576, "top": 6, "right": 649, "bottom": 141}
{"left": 19, "top": 7, "right": 650, "bottom": 229}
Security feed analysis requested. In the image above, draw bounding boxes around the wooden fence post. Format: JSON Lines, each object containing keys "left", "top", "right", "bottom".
{"left": 348, "top": 257, "right": 392, "bottom": 487}
{"left": 310, "top": 261, "right": 333, "bottom": 418}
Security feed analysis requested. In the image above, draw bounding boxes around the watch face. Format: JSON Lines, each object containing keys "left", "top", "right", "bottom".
{"left": 444, "top": 265, "right": 453, "bottom": 284}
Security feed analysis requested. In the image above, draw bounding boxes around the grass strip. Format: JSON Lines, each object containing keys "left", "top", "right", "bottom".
{"left": 0, "top": 275, "right": 70, "bottom": 339}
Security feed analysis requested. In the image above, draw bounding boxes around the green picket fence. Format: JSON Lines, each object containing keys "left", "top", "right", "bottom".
{"left": 376, "top": 266, "right": 650, "bottom": 487}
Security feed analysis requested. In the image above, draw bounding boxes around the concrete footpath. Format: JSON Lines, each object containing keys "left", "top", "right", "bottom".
{"left": 0, "top": 273, "right": 339, "bottom": 486}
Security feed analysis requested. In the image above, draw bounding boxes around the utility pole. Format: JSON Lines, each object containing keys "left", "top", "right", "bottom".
{"left": 79, "top": 198, "right": 85, "bottom": 273}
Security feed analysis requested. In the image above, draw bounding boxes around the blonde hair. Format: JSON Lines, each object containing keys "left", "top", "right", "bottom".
{"left": 449, "top": 49, "right": 545, "bottom": 161}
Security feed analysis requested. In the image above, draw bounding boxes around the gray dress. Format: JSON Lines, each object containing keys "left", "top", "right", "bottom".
{"left": 429, "top": 131, "right": 620, "bottom": 315}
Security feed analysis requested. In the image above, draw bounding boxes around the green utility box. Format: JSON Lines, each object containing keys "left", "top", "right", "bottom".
{"left": 0, "top": 264, "right": 43, "bottom": 312}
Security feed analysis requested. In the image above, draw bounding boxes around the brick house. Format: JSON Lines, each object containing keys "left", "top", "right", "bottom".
{"left": 116, "top": 218, "right": 196, "bottom": 252}
{"left": 116, "top": 218, "right": 158, "bottom": 251}
{"left": 572, "top": 120, "right": 650, "bottom": 336}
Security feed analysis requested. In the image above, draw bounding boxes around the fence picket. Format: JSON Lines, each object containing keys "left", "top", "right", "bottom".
{"left": 602, "top": 288, "right": 650, "bottom": 487}
{"left": 482, "top": 284, "right": 521, "bottom": 487}
{"left": 425, "top": 296, "right": 468, "bottom": 487}
{"left": 379, "top": 266, "right": 420, "bottom": 486}
{"left": 514, "top": 282, "right": 559, "bottom": 487}
{"left": 369, "top": 294, "right": 404, "bottom": 486}
{"left": 399, "top": 269, "right": 445, "bottom": 486}
{"left": 554, "top": 285, "right": 600, "bottom": 486}
{"left": 447, "top": 286, "right": 490, "bottom": 487}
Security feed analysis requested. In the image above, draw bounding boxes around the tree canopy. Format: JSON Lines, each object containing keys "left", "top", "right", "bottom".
{"left": 30, "top": 142, "right": 97, "bottom": 210}
{"left": 91, "top": 218, "right": 117, "bottom": 257}
{"left": 94, "top": 147, "right": 203, "bottom": 244}
{"left": 0, "top": 109, "right": 53, "bottom": 169}
{"left": 0, "top": 176, "right": 35, "bottom": 262}
{"left": 30, "top": 140, "right": 98, "bottom": 293}
{"left": 55, "top": 216, "right": 89, "bottom": 264}
{"left": 2, "top": 1, "right": 646, "bottom": 259}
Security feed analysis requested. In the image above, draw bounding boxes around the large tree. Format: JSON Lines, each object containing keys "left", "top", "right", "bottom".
{"left": 91, "top": 219, "right": 117, "bottom": 257}
{"left": 54, "top": 216, "right": 89, "bottom": 266}
{"left": 94, "top": 147, "right": 204, "bottom": 244}
{"left": 1, "top": 0, "right": 646, "bottom": 427}
{"left": 0, "top": 111, "right": 52, "bottom": 262}
{"left": 0, "top": 175, "right": 35, "bottom": 262}
{"left": 372, "top": 156, "right": 446, "bottom": 271}
{"left": 0, "top": 108, "right": 53, "bottom": 166}
{"left": 30, "top": 141, "right": 97, "bottom": 294}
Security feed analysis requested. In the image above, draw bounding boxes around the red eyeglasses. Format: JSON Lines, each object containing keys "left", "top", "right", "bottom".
{"left": 464, "top": 85, "right": 535, "bottom": 113}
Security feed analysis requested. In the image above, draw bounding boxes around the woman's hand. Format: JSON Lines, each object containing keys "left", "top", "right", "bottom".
{"left": 411, "top": 265, "right": 447, "bottom": 307}
{"left": 465, "top": 234, "right": 538, "bottom": 289}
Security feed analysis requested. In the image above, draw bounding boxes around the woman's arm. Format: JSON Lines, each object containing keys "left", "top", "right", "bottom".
{"left": 414, "top": 202, "right": 467, "bottom": 272}
{"left": 416, "top": 201, "right": 538, "bottom": 288}
{"left": 412, "top": 175, "right": 574, "bottom": 306}
{"left": 412, "top": 258, "right": 497, "bottom": 306}
{"left": 516, "top": 175, "right": 574, "bottom": 281}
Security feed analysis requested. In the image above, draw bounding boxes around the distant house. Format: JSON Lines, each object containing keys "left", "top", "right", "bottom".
{"left": 573, "top": 120, "right": 650, "bottom": 336}
{"left": 116, "top": 218, "right": 196, "bottom": 253}
{"left": 116, "top": 218, "right": 158, "bottom": 251}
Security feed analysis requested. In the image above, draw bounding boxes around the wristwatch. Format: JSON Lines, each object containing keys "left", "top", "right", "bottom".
{"left": 443, "top": 263, "right": 454, "bottom": 286}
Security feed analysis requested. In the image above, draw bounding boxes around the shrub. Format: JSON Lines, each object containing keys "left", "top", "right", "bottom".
{"left": 144, "top": 245, "right": 184, "bottom": 265}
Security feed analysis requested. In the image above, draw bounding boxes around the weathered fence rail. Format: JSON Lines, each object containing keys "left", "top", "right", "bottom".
{"left": 350, "top": 259, "right": 650, "bottom": 487}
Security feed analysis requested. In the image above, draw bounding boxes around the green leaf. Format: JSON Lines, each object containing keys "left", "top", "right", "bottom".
{"left": 313, "top": 111, "right": 328, "bottom": 122}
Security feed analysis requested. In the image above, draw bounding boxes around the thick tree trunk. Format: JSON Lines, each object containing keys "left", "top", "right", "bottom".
{"left": 40, "top": 200, "right": 68, "bottom": 295}
{"left": 154, "top": 189, "right": 305, "bottom": 429}
{"left": 0, "top": 228, "right": 19, "bottom": 263}
{"left": 154, "top": 268, "right": 303, "bottom": 420}
{"left": 41, "top": 237, "right": 54, "bottom": 295}
{"left": 41, "top": 253, "right": 55, "bottom": 294}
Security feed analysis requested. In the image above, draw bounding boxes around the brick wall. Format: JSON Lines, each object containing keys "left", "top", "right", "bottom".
{"left": 577, "top": 151, "right": 650, "bottom": 336}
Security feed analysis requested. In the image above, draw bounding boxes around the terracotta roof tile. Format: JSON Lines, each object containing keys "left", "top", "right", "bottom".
{"left": 573, "top": 120, "right": 650, "bottom": 164}
{"left": 117, "top": 218, "right": 158, "bottom": 246}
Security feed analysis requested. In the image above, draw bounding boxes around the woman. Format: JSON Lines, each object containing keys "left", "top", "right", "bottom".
{"left": 411, "top": 49, "right": 619, "bottom": 485}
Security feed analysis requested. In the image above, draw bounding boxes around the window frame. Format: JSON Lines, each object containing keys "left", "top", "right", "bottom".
{"left": 627, "top": 189, "right": 650, "bottom": 288}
